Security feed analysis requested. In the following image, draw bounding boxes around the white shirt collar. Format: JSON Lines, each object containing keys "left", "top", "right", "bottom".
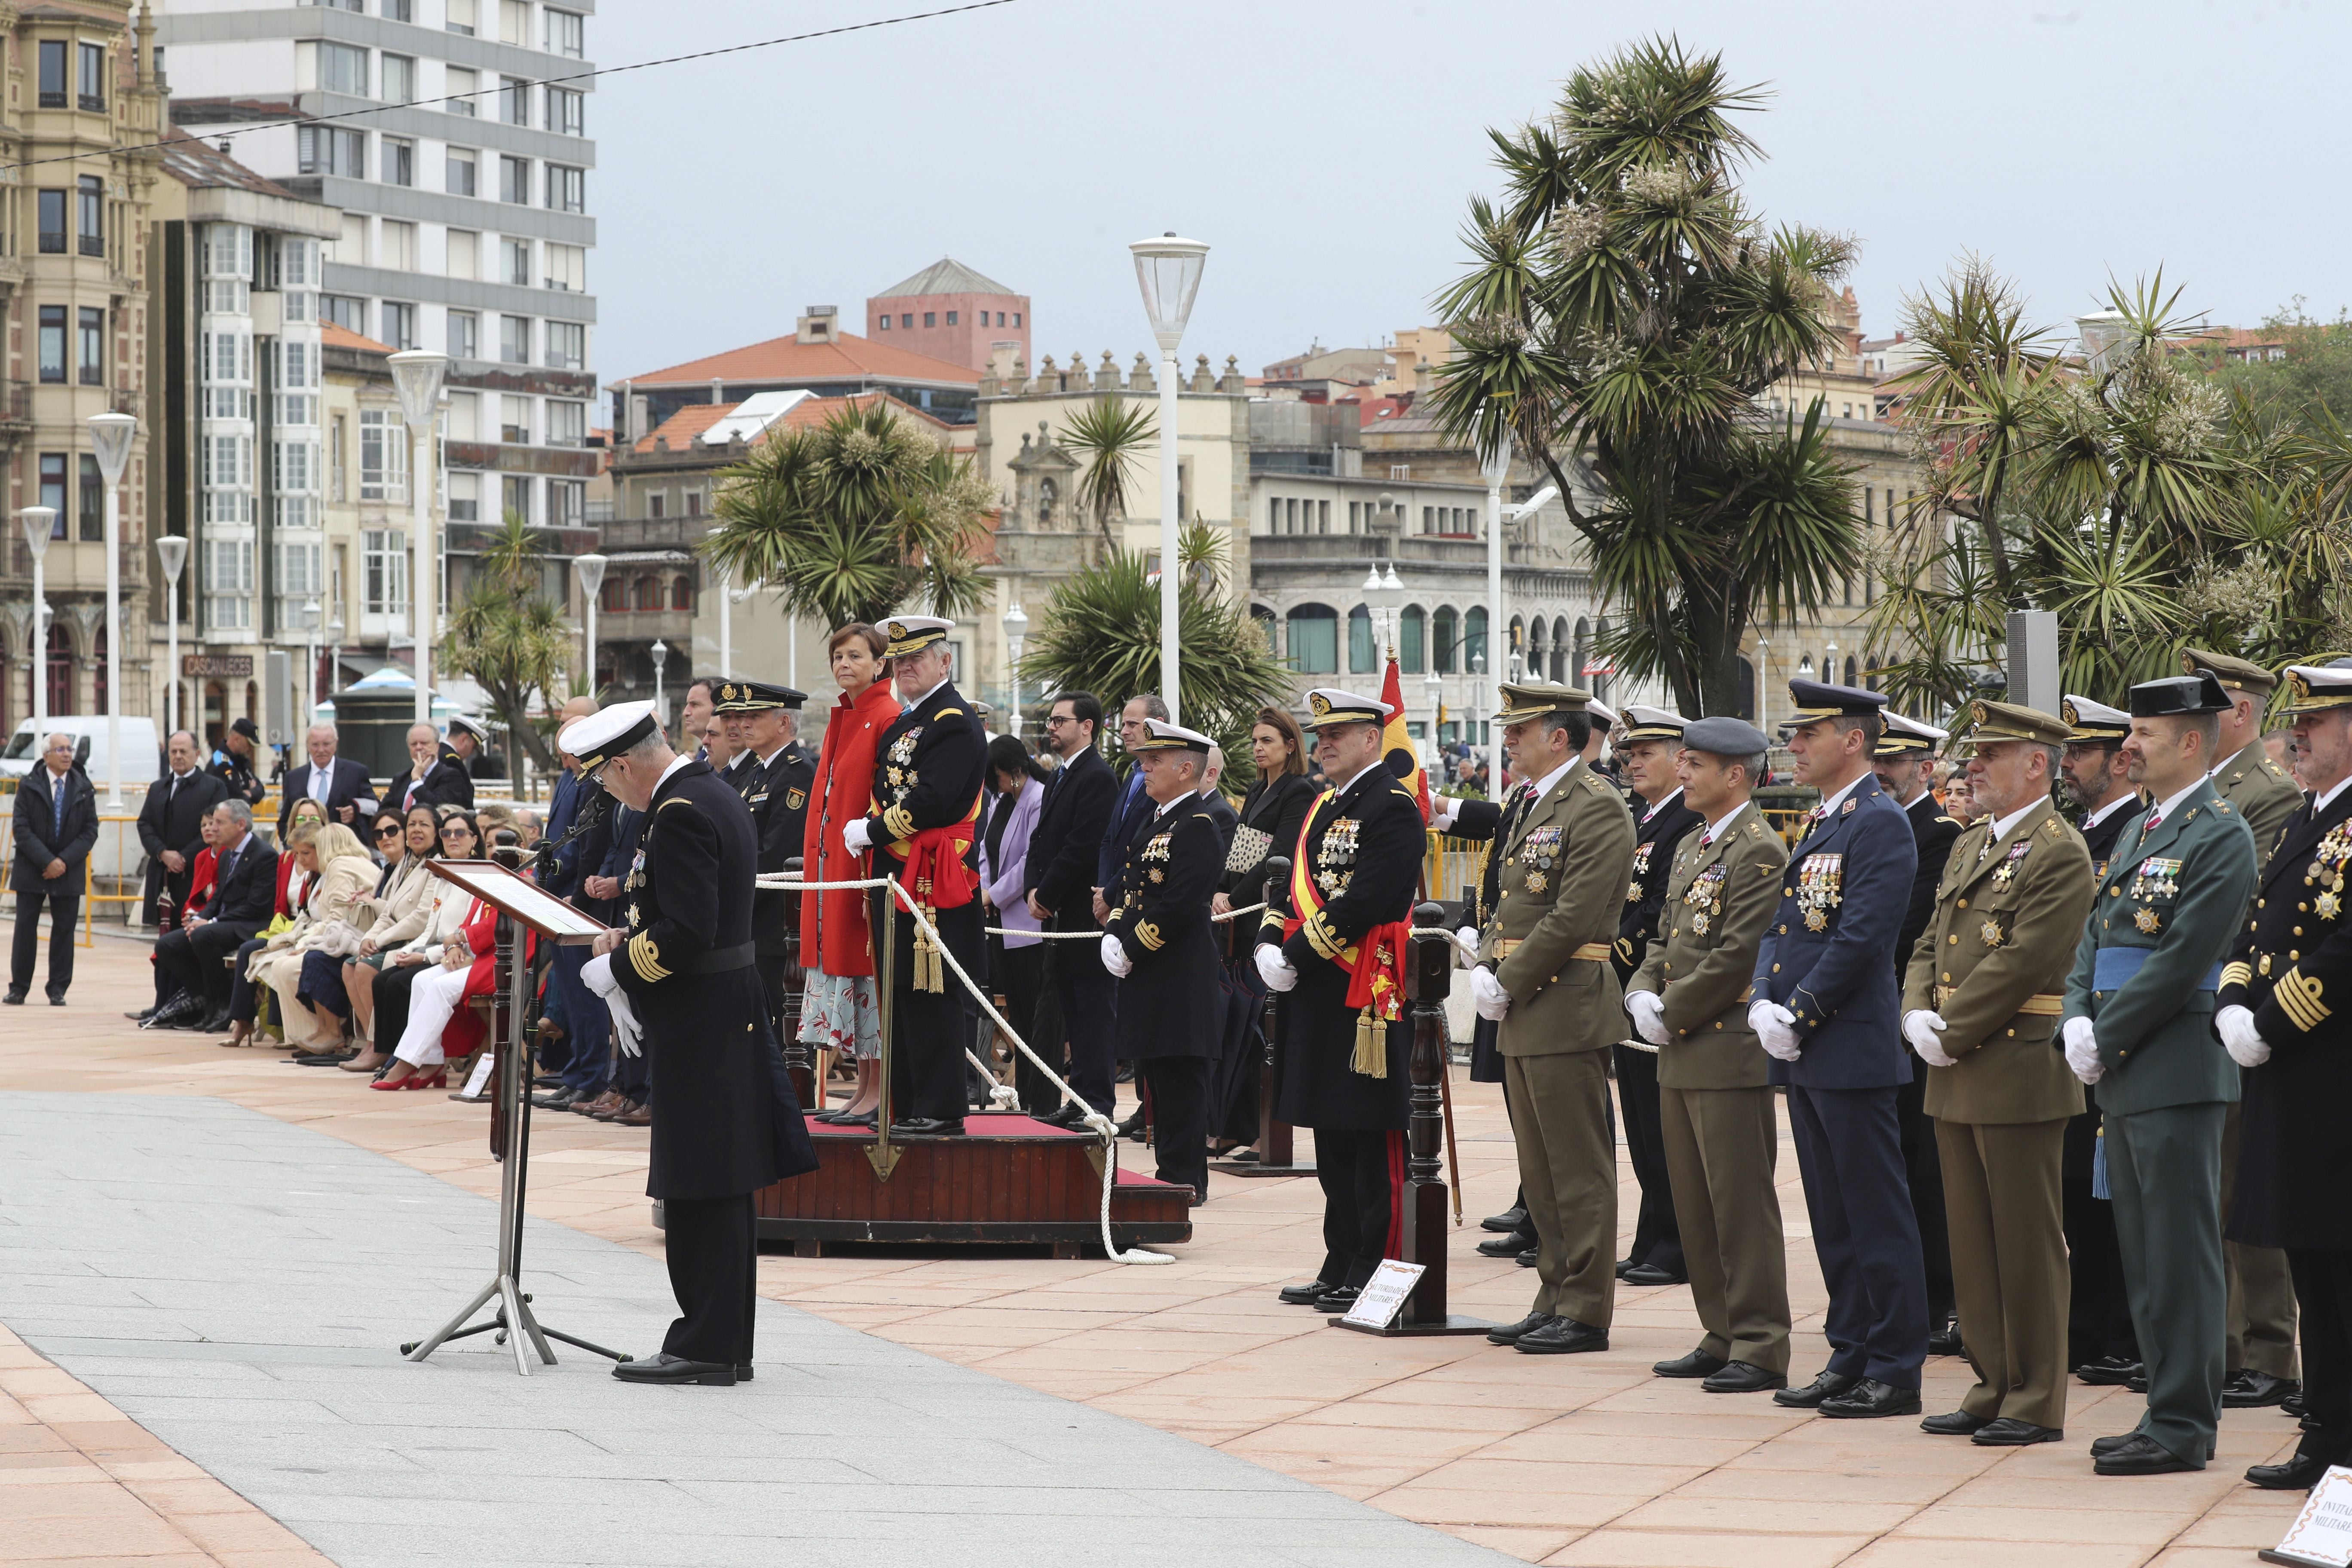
{"left": 759, "top": 741, "right": 791, "bottom": 768}
{"left": 1154, "top": 791, "right": 1186, "bottom": 819}
{"left": 903, "top": 677, "right": 947, "bottom": 711}
{"left": 1987, "top": 799, "right": 2040, "bottom": 844}
{"left": 2314, "top": 774, "right": 2352, "bottom": 816}
{"left": 2147, "top": 777, "right": 2205, "bottom": 829}
{"left": 1704, "top": 802, "right": 1747, "bottom": 843}
{"left": 2084, "top": 792, "right": 2138, "bottom": 829}
{"left": 1815, "top": 770, "right": 1869, "bottom": 817}
{"left": 1640, "top": 785, "right": 1683, "bottom": 822}
{"left": 1529, "top": 753, "right": 1580, "bottom": 804}
{"left": 656, "top": 753, "right": 694, "bottom": 793}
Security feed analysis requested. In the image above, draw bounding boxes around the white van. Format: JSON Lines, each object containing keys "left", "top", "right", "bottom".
{"left": 0, "top": 716, "right": 163, "bottom": 786}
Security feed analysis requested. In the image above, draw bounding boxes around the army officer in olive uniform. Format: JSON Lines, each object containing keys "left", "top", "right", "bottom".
{"left": 1627, "top": 717, "right": 1792, "bottom": 1392}
{"left": 1473, "top": 683, "right": 1638, "bottom": 1357}
{"left": 2062, "top": 671, "right": 2258, "bottom": 1474}
{"left": 1902, "top": 701, "right": 2095, "bottom": 1446}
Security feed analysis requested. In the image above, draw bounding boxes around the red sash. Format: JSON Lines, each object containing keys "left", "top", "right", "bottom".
{"left": 897, "top": 821, "right": 980, "bottom": 910}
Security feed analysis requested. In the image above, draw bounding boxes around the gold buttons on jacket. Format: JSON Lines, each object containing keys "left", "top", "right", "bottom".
{"left": 1772, "top": 963, "right": 1781, "bottom": 972}
{"left": 1784, "top": 887, "right": 1793, "bottom": 897}
{"left": 1948, "top": 934, "right": 1959, "bottom": 945}
{"left": 2111, "top": 887, "right": 2122, "bottom": 897}
{"left": 1957, "top": 898, "right": 1968, "bottom": 909}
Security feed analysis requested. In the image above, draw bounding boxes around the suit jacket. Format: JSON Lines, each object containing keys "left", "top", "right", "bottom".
{"left": 1477, "top": 760, "right": 1636, "bottom": 1058}
{"left": 203, "top": 835, "right": 282, "bottom": 940}
{"left": 1098, "top": 768, "right": 1153, "bottom": 890}
{"left": 1026, "top": 744, "right": 1116, "bottom": 929}
{"left": 2210, "top": 740, "right": 2301, "bottom": 866}
{"left": 1752, "top": 772, "right": 1918, "bottom": 1090}
{"left": 1105, "top": 798, "right": 1222, "bottom": 1060}
{"left": 1898, "top": 791, "right": 1964, "bottom": 974}
{"left": 1616, "top": 786, "right": 1703, "bottom": 980}
{"left": 2218, "top": 781, "right": 2352, "bottom": 1249}
{"left": 1903, "top": 799, "right": 2094, "bottom": 1124}
{"left": 2063, "top": 778, "right": 2256, "bottom": 1115}
{"left": 399, "top": 747, "right": 475, "bottom": 812}
{"left": 1197, "top": 788, "right": 1239, "bottom": 859}
{"left": 2079, "top": 794, "right": 2138, "bottom": 887}
{"left": 136, "top": 767, "right": 229, "bottom": 918}
{"left": 276, "top": 757, "right": 377, "bottom": 838}
{"left": 10, "top": 766, "right": 98, "bottom": 892}
{"left": 746, "top": 741, "right": 814, "bottom": 957}
{"left": 1631, "top": 800, "right": 1788, "bottom": 1090}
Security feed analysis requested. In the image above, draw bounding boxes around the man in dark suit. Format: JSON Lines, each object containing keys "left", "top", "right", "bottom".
{"left": 1873, "top": 711, "right": 1965, "bottom": 1355}
{"left": 719, "top": 680, "right": 813, "bottom": 1046}
{"left": 276, "top": 723, "right": 377, "bottom": 837}
{"left": 153, "top": 799, "right": 279, "bottom": 1031}
{"left": 1197, "top": 744, "right": 1240, "bottom": 858}
{"left": 1750, "top": 680, "right": 1924, "bottom": 1419}
{"left": 1094, "top": 695, "right": 1166, "bottom": 916}
{"left": 9, "top": 732, "right": 97, "bottom": 1004}
{"left": 395, "top": 721, "right": 475, "bottom": 812}
{"left": 1026, "top": 691, "right": 1120, "bottom": 1122}
{"left": 137, "top": 731, "right": 227, "bottom": 925}
{"left": 536, "top": 695, "right": 616, "bottom": 1108}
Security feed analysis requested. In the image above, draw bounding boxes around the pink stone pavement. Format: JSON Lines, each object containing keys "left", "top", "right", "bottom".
{"left": 0, "top": 922, "right": 2312, "bottom": 1566}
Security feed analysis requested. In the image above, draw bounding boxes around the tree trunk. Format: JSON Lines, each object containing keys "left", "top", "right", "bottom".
{"left": 1681, "top": 570, "right": 1749, "bottom": 720}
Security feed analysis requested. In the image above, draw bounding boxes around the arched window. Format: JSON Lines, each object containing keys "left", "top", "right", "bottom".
{"left": 1738, "top": 657, "right": 1757, "bottom": 720}
{"left": 1571, "top": 618, "right": 1589, "bottom": 688}
{"left": 1400, "top": 606, "right": 1425, "bottom": 674}
{"left": 1592, "top": 618, "right": 1611, "bottom": 701}
{"left": 1432, "top": 606, "right": 1458, "bottom": 673}
{"left": 1844, "top": 654, "right": 1858, "bottom": 686}
{"left": 600, "top": 578, "right": 623, "bottom": 613}
{"left": 1252, "top": 606, "right": 1278, "bottom": 655}
{"left": 1525, "top": 618, "right": 1544, "bottom": 681}
{"left": 1286, "top": 604, "right": 1338, "bottom": 674}
{"left": 1347, "top": 605, "right": 1376, "bottom": 673}
{"left": 1464, "top": 607, "right": 1488, "bottom": 675}
{"left": 46, "top": 622, "right": 74, "bottom": 716}
{"left": 1551, "top": 616, "right": 1569, "bottom": 683}
{"left": 1037, "top": 476, "right": 1057, "bottom": 527}
{"left": 631, "top": 577, "right": 657, "bottom": 611}
{"left": 671, "top": 575, "right": 693, "bottom": 612}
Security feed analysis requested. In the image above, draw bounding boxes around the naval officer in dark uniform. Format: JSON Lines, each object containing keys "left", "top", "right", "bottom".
{"left": 570, "top": 701, "right": 818, "bottom": 1386}
{"left": 842, "top": 616, "right": 988, "bottom": 1137}
{"left": 718, "top": 680, "right": 814, "bottom": 1039}
{"left": 1100, "top": 719, "right": 1225, "bottom": 1202}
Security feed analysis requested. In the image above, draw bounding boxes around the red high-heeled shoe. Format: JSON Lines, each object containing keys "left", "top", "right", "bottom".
{"left": 402, "top": 1065, "right": 448, "bottom": 1090}
{"left": 368, "top": 1066, "right": 415, "bottom": 1091}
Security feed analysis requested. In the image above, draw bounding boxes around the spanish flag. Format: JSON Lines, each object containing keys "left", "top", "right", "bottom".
{"left": 1381, "top": 656, "right": 1430, "bottom": 822}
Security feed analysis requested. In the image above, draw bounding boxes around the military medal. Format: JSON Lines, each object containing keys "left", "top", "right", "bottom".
{"left": 2135, "top": 906, "right": 2161, "bottom": 934}
{"left": 1525, "top": 870, "right": 1549, "bottom": 896}
{"left": 1990, "top": 840, "right": 2030, "bottom": 889}
{"left": 1980, "top": 917, "right": 2003, "bottom": 947}
{"left": 2320, "top": 891, "right": 2343, "bottom": 920}
{"left": 1796, "top": 852, "right": 1843, "bottom": 932}
{"left": 1626, "top": 841, "right": 1654, "bottom": 903}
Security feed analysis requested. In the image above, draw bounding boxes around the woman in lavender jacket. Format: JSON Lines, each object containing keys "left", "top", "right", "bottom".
{"left": 981, "top": 735, "right": 1050, "bottom": 1114}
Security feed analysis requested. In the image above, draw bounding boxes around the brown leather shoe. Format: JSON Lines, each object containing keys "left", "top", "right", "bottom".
{"left": 613, "top": 1100, "right": 651, "bottom": 1126}
{"left": 590, "top": 1094, "right": 632, "bottom": 1122}
{"left": 573, "top": 1089, "right": 622, "bottom": 1117}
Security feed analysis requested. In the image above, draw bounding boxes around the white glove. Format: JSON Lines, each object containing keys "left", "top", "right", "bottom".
{"left": 1903, "top": 1009, "right": 1956, "bottom": 1068}
{"left": 1428, "top": 796, "right": 1461, "bottom": 833}
{"left": 842, "top": 817, "right": 873, "bottom": 856}
{"left": 1454, "top": 925, "right": 1482, "bottom": 961}
{"left": 581, "top": 951, "right": 642, "bottom": 1059}
{"left": 2217, "top": 1004, "right": 2270, "bottom": 1069}
{"left": 1471, "top": 965, "right": 1512, "bottom": 1021}
{"left": 1253, "top": 943, "right": 1298, "bottom": 993}
{"left": 1749, "top": 998, "right": 1801, "bottom": 1061}
{"left": 1099, "top": 932, "right": 1133, "bottom": 979}
{"left": 2062, "top": 1015, "right": 2102, "bottom": 1084}
{"left": 1625, "top": 989, "right": 1669, "bottom": 1045}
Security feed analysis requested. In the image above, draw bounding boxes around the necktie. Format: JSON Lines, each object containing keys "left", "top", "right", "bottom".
{"left": 53, "top": 775, "right": 67, "bottom": 841}
{"left": 2144, "top": 807, "right": 2162, "bottom": 834}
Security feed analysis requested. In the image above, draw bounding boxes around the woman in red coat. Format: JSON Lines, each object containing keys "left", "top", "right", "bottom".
{"left": 798, "top": 621, "right": 899, "bottom": 1123}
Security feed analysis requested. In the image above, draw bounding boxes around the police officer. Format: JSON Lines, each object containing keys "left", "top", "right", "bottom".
{"left": 1612, "top": 705, "right": 1700, "bottom": 1286}
{"left": 843, "top": 617, "right": 987, "bottom": 1137}
{"left": 2062, "top": 671, "right": 2257, "bottom": 1475}
{"left": 1260, "top": 689, "right": 1424, "bottom": 1314}
{"left": 568, "top": 700, "right": 817, "bottom": 1385}
{"left": 206, "top": 717, "right": 268, "bottom": 806}
{"left": 2217, "top": 658, "right": 2352, "bottom": 1490}
{"left": 717, "top": 680, "right": 813, "bottom": 1039}
{"left": 1627, "top": 716, "right": 1792, "bottom": 1392}
{"left": 1100, "top": 719, "right": 1224, "bottom": 1203}
{"left": 1902, "top": 700, "right": 2095, "bottom": 1446}
{"left": 1473, "top": 683, "right": 1636, "bottom": 1357}
{"left": 1750, "top": 680, "right": 1925, "bottom": 1418}
{"left": 2184, "top": 647, "right": 2305, "bottom": 1412}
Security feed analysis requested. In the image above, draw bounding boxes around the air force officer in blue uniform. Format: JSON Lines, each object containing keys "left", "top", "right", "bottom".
{"left": 1750, "top": 681, "right": 1926, "bottom": 1418}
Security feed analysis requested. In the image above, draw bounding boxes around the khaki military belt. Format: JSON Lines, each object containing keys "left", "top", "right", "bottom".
{"left": 1494, "top": 939, "right": 1611, "bottom": 963}
{"left": 1932, "top": 984, "right": 2064, "bottom": 1016}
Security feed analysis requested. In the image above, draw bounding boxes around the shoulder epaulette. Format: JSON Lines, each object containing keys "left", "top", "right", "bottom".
{"left": 2042, "top": 816, "right": 2065, "bottom": 838}
{"left": 1744, "top": 819, "right": 1764, "bottom": 839}
{"left": 658, "top": 796, "right": 693, "bottom": 810}
{"left": 1580, "top": 770, "right": 1610, "bottom": 795}
{"left": 2265, "top": 760, "right": 2290, "bottom": 779}
{"left": 2216, "top": 802, "right": 2234, "bottom": 815}
{"left": 1936, "top": 816, "right": 1959, "bottom": 826}
{"left": 934, "top": 707, "right": 963, "bottom": 721}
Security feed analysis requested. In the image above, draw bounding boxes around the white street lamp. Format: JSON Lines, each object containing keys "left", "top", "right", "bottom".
{"left": 156, "top": 534, "right": 188, "bottom": 740}
{"left": 1130, "top": 232, "right": 1208, "bottom": 724}
{"left": 1480, "top": 426, "right": 1513, "bottom": 783}
{"left": 327, "top": 604, "right": 345, "bottom": 707}
{"left": 1378, "top": 563, "right": 1403, "bottom": 654}
{"left": 1423, "top": 666, "right": 1442, "bottom": 756}
{"left": 649, "top": 638, "right": 668, "bottom": 726}
{"left": 388, "top": 350, "right": 449, "bottom": 726}
{"left": 573, "top": 553, "right": 607, "bottom": 700}
{"left": 717, "top": 566, "right": 732, "bottom": 680}
{"left": 20, "top": 507, "right": 54, "bottom": 735}
{"left": 89, "top": 410, "right": 135, "bottom": 808}
{"left": 1755, "top": 637, "right": 1770, "bottom": 738}
{"left": 1001, "top": 599, "right": 1028, "bottom": 739}
{"left": 301, "top": 597, "right": 322, "bottom": 729}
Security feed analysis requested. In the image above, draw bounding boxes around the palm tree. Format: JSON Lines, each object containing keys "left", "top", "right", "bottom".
{"left": 698, "top": 398, "right": 991, "bottom": 630}
{"left": 1426, "top": 35, "right": 1862, "bottom": 715}
{"left": 439, "top": 510, "right": 573, "bottom": 775}
{"left": 1055, "top": 396, "right": 1157, "bottom": 553}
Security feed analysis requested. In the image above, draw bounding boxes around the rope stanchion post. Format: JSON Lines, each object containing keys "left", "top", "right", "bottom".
{"left": 868, "top": 877, "right": 900, "bottom": 1181}
{"left": 780, "top": 855, "right": 812, "bottom": 1106}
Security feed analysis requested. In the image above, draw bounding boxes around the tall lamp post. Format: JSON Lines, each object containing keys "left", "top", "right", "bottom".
{"left": 1479, "top": 427, "right": 1512, "bottom": 750}
{"left": 573, "top": 553, "right": 607, "bottom": 700}
{"left": 301, "top": 597, "right": 322, "bottom": 729}
{"left": 327, "top": 605, "right": 344, "bottom": 707}
{"left": 1423, "top": 667, "right": 1442, "bottom": 768}
{"left": 1001, "top": 600, "right": 1028, "bottom": 739}
{"left": 388, "top": 350, "right": 449, "bottom": 726}
{"left": 649, "top": 638, "right": 668, "bottom": 728}
{"left": 20, "top": 506, "right": 54, "bottom": 734}
{"left": 89, "top": 411, "right": 136, "bottom": 808}
{"left": 156, "top": 535, "right": 187, "bottom": 739}
{"left": 1129, "top": 233, "right": 1208, "bottom": 723}
{"left": 1755, "top": 637, "right": 1770, "bottom": 739}
{"left": 717, "top": 566, "right": 732, "bottom": 680}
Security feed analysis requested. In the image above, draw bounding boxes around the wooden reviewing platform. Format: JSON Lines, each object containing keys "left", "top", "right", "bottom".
{"left": 752, "top": 1111, "right": 1195, "bottom": 1259}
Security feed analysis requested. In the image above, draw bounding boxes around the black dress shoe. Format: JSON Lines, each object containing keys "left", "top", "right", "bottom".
{"left": 1, "top": 991, "right": 24, "bottom": 1006}
{"left": 2073, "top": 1353, "right": 2141, "bottom": 1385}
{"left": 888, "top": 1118, "right": 964, "bottom": 1137}
{"left": 1482, "top": 1206, "right": 1528, "bottom": 1234}
{"left": 191, "top": 1008, "right": 233, "bottom": 1033}
{"left": 2090, "top": 1432, "right": 2139, "bottom": 1456}
{"left": 1974, "top": 1418, "right": 2063, "bottom": 1446}
{"left": 1926, "top": 1323, "right": 1966, "bottom": 1357}
{"left": 2093, "top": 1433, "right": 2195, "bottom": 1476}
{"left": 1775, "top": 1370, "right": 1860, "bottom": 1409}
{"left": 1476, "top": 1232, "right": 1536, "bottom": 1258}
{"left": 1312, "top": 1286, "right": 1360, "bottom": 1314}
{"left": 1702, "top": 1362, "right": 1786, "bottom": 1394}
{"left": 1486, "top": 1311, "right": 1558, "bottom": 1346}
{"left": 126, "top": 1004, "right": 158, "bottom": 1022}
{"left": 1820, "top": 1379, "right": 1923, "bottom": 1419}
{"left": 1515, "top": 1247, "right": 1538, "bottom": 1267}
{"left": 1516, "top": 1317, "right": 1608, "bottom": 1355}
{"left": 47, "top": 995, "right": 64, "bottom": 1006}
{"left": 735, "top": 1364, "right": 754, "bottom": 1381}
{"left": 2223, "top": 1369, "right": 2299, "bottom": 1409}
{"left": 1613, "top": 1256, "right": 1636, "bottom": 1279}
{"left": 2246, "top": 1451, "right": 2333, "bottom": 1491}
{"left": 612, "top": 1352, "right": 736, "bottom": 1386}
{"left": 1920, "top": 1409, "right": 1993, "bottom": 1436}
{"left": 531, "top": 1087, "right": 581, "bottom": 1109}
{"left": 1278, "top": 1279, "right": 1336, "bottom": 1306}
{"left": 1654, "top": 1349, "right": 1727, "bottom": 1379}
{"left": 832, "top": 1111, "right": 878, "bottom": 1129}
{"left": 1623, "top": 1262, "right": 1687, "bottom": 1287}
{"left": 2124, "top": 1373, "right": 2149, "bottom": 1394}
{"left": 2284, "top": 1390, "right": 2308, "bottom": 1419}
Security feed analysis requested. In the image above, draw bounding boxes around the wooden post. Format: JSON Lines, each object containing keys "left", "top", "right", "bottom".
{"left": 1212, "top": 854, "right": 1314, "bottom": 1177}
{"left": 781, "top": 854, "right": 813, "bottom": 1106}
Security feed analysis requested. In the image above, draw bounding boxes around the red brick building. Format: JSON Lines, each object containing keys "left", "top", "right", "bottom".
{"left": 866, "top": 257, "right": 1028, "bottom": 374}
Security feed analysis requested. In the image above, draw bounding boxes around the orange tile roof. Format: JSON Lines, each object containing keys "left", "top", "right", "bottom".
{"left": 321, "top": 322, "right": 394, "bottom": 355}
{"left": 631, "top": 392, "right": 962, "bottom": 456}
{"left": 633, "top": 401, "right": 739, "bottom": 453}
{"left": 624, "top": 331, "right": 981, "bottom": 389}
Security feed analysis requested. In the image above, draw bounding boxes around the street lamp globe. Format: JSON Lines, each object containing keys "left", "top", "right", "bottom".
{"left": 19, "top": 505, "right": 55, "bottom": 561}
{"left": 1479, "top": 427, "right": 1514, "bottom": 490}
{"left": 1128, "top": 233, "right": 1209, "bottom": 352}
{"left": 89, "top": 411, "right": 137, "bottom": 484}
{"left": 156, "top": 534, "right": 187, "bottom": 585}
{"left": 1001, "top": 600, "right": 1029, "bottom": 739}
{"left": 387, "top": 349, "right": 450, "bottom": 426}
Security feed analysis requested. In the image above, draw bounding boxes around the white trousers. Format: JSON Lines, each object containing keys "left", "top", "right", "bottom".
{"left": 394, "top": 963, "right": 470, "bottom": 1066}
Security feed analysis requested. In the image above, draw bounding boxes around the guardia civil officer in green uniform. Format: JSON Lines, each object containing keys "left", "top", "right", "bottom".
{"left": 1902, "top": 701, "right": 2095, "bottom": 1446}
{"left": 2217, "top": 658, "right": 2352, "bottom": 1491}
{"left": 2062, "top": 671, "right": 2258, "bottom": 1474}
{"left": 2184, "top": 647, "right": 2306, "bottom": 1411}
{"left": 1627, "top": 716, "right": 1793, "bottom": 1392}
{"left": 1472, "top": 683, "right": 1638, "bottom": 1357}
{"left": 717, "top": 680, "right": 814, "bottom": 1041}
{"left": 569, "top": 701, "right": 818, "bottom": 1386}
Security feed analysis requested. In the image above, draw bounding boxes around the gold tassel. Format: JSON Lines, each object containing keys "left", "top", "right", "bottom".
{"left": 913, "top": 903, "right": 943, "bottom": 993}
{"left": 1350, "top": 1007, "right": 1388, "bottom": 1078}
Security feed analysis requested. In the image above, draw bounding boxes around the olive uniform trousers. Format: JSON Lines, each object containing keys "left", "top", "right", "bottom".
{"left": 1939, "top": 1117, "right": 2071, "bottom": 1430}
{"left": 1658, "top": 1083, "right": 1790, "bottom": 1372}
{"left": 1507, "top": 1050, "right": 1617, "bottom": 1330}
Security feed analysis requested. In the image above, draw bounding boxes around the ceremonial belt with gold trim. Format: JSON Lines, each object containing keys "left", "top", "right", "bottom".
{"left": 1934, "top": 986, "right": 2065, "bottom": 1015}
{"left": 1494, "top": 939, "right": 1612, "bottom": 963}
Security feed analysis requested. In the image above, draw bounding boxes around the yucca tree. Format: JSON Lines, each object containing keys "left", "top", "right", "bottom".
{"left": 440, "top": 510, "right": 572, "bottom": 775}
{"left": 699, "top": 398, "right": 991, "bottom": 630}
{"left": 1056, "top": 396, "right": 1157, "bottom": 553}
{"left": 1426, "top": 35, "right": 1862, "bottom": 715}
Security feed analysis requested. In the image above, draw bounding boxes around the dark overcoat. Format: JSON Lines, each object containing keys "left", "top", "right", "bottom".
{"left": 1107, "top": 798, "right": 1222, "bottom": 1060}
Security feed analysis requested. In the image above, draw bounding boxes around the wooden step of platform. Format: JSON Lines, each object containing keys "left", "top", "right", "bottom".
{"left": 752, "top": 1111, "right": 1194, "bottom": 1259}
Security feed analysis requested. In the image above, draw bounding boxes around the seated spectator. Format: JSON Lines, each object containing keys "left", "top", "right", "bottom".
{"left": 150, "top": 800, "right": 279, "bottom": 1032}
{"left": 217, "top": 822, "right": 323, "bottom": 1047}
{"left": 341, "top": 807, "right": 440, "bottom": 1072}
{"left": 250, "top": 823, "right": 377, "bottom": 1052}
{"left": 371, "top": 811, "right": 493, "bottom": 1089}
{"left": 137, "top": 809, "right": 221, "bottom": 1023}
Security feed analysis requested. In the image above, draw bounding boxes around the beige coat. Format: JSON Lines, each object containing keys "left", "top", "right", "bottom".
{"left": 361, "top": 855, "right": 437, "bottom": 949}
{"left": 251, "top": 853, "right": 378, "bottom": 1026}
{"left": 1479, "top": 760, "right": 1635, "bottom": 1057}
{"left": 1631, "top": 801, "right": 1789, "bottom": 1091}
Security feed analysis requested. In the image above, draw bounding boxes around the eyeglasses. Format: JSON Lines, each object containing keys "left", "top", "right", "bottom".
{"left": 1043, "top": 714, "right": 1077, "bottom": 726}
{"left": 442, "top": 826, "right": 475, "bottom": 839}
{"left": 374, "top": 826, "right": 401, "bottom": 840}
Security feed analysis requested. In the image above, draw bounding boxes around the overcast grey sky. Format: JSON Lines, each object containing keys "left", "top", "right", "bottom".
{"left": 591, "top": 0, "right": 2346, "bottom": 386}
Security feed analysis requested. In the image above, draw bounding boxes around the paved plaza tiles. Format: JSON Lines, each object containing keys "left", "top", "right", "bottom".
{"left": 0, "top": 925, "right": 2318, "bottom": 1566}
